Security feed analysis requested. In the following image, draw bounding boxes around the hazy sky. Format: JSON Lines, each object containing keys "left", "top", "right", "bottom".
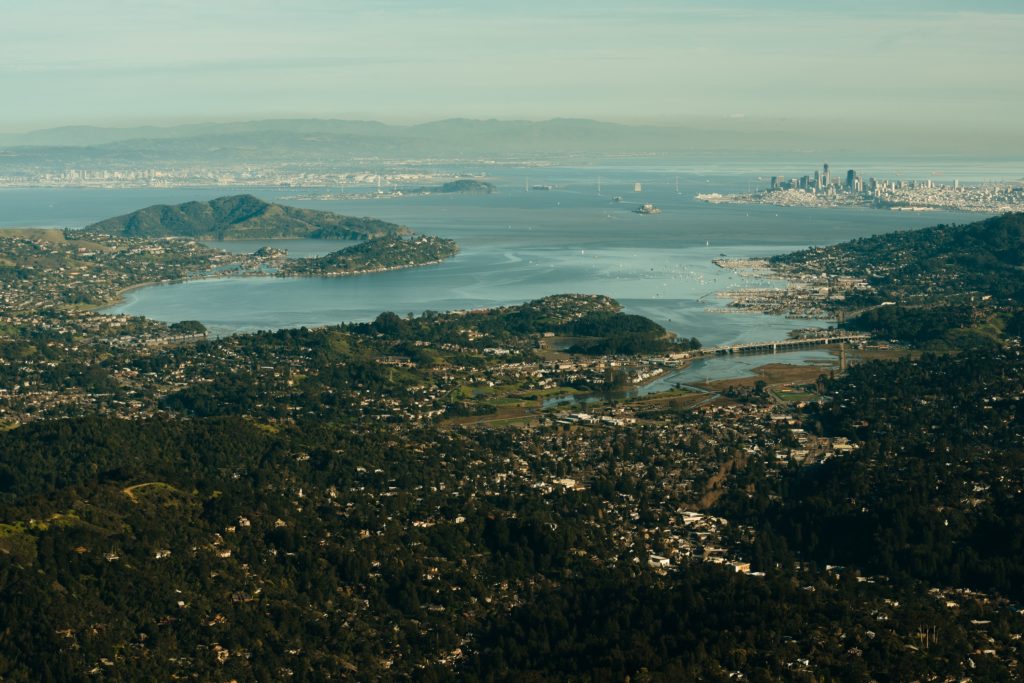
{"left": 3, "top": 0, "right": 1023, "bottom": 136}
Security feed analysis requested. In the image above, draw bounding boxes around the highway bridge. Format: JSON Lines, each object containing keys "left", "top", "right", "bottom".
{"left": 702, "top": 332, "right": 871, "bottom": 356}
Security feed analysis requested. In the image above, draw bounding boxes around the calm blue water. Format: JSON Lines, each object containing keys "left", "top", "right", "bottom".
{"left": 0, "top": 164, "right": 991, "bottom": 347}
{"left": 541, "top": 349, "right": 837, "bottom": 409}
{"left": 643, "top": 349, "right": 837, "bottom": 388}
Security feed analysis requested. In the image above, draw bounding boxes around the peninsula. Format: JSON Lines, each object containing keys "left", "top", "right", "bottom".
{"left": 697, "top": 163, "right": 1024, "bottom": 213}
{"left": 278, "top": 234, "right": 459, "bottom": 276}
{"left": 715, "top": 212, "right": 1024, "bottom": 349}
{"left": 0, "top": 197, "right": 460, "bottom": 312}
{"left": 83, "top": 194, "right": 409, "bottom": 240}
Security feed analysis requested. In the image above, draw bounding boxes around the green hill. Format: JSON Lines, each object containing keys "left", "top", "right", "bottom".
{"left": 280, "top": 235, "right": 459, "bottom": 276}
{"left": 82, "top": 194, "right": 409, "bottom": 240}
{"left": 772, "top": 212, "right": 1024, "bottom": 305}
{"left": 769, "top": 212, "right": 1024, "bottom": 346}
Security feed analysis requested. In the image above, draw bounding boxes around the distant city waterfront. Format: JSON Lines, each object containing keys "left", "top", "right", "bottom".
{"left": 698, "top": 161, "right": 1024, "bottom": 213}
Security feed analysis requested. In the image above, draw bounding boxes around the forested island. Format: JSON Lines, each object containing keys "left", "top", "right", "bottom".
{"left": 1, "top": 212, "right": 1024, "bottom": 680}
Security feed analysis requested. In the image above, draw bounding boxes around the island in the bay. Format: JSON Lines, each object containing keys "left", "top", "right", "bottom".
{"left": 1, "top": 210, "right": 1023, "bottom": 680}
{"left": 408, "top": 178, "right": 496, "bottom": 194}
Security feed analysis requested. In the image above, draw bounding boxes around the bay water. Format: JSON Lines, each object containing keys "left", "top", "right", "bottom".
{"left": 0, "top": 162, "right": 991, "bottom": 353}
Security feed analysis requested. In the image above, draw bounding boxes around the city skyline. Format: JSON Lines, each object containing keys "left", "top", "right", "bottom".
{"left": 3, "top": 1, "right": 1024, "bottom": 155}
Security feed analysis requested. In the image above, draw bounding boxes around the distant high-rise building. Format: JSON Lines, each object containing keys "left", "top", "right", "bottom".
{"left": 814, "top": 170, "right": 821, "bottom": 190}
{"left": 846, "top": 169, "right": 856, "bottom": 191}
{"left": 823, "top": 163, "right": 831, "bottom": 187}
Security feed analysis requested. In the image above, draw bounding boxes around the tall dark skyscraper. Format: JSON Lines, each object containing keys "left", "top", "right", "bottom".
{"left": 823, "top": 163, "right": 831, "bottom": 187}
{"left": 846, "top": 169, "right": 857, "bottom": 190}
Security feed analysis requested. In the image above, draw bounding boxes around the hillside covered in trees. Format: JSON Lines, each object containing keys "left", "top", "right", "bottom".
{"left": 771, "top": 212, "right": 1024, "bottom": 345}
{"left": 4, "top": 205, "right": 1024, "bottom": 678}
{"left": 1, "top": 286, "right": 1023, "bottom": 678}
{"left": 83, "top": 194, "right": 409, "bottom": 240}
{"left": 721, "top": 348, "right": 1024, "bottom": 602}
{"left": 2, "top": 373, "right": 1022, "bottom": 681}
{"left": 772, "top": 212, "right": 1024, "bottom": 306}
{"left": 279, "top": 235, "right": 459, "bottom": 276}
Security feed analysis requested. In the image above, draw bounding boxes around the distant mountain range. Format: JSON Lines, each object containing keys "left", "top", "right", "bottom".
{"left": 83, "top": 195, "right": 408, "bottom": 240}
{"left": 0, "top": 117, "right": 828, "bottom": 164}
{"left": 2, "top": 117, "right": 1017, "bottom": 166}
{"left": 1, "top": 118, "right": 651, "bottom": 150}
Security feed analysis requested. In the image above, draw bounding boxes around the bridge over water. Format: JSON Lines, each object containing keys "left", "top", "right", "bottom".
{"left": 701, "top": 332, "right": 870, "bottom": 356}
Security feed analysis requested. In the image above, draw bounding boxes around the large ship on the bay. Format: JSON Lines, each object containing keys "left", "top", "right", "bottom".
{"left": 635, "top": 203, "right": 661, "bottom": 215}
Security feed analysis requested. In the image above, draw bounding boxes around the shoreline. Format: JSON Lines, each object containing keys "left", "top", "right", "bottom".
{"left": 199, "top": 231, "right": 409, "bottom": 241}
{"left": 89, "top": 279, "right": 174, "bottom": 312}
{"left": 91, "top": 255, "right": 457, "bottom": 313}
{"left": 711, "top": 257, "right": 837, "bottom": 321}
{"left": 279, "top": 255, "right": 454, "bottom": 278}
{"left": 696, "top": 190, "right": 1019, "bottom": 214}
{"left": 544, "top": 345, "right": 844, "bottom": 410}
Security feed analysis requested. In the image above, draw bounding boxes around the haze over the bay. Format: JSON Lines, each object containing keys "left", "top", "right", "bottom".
{"left": 4, "top": 0, "right": 1023, "bottom": 155}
